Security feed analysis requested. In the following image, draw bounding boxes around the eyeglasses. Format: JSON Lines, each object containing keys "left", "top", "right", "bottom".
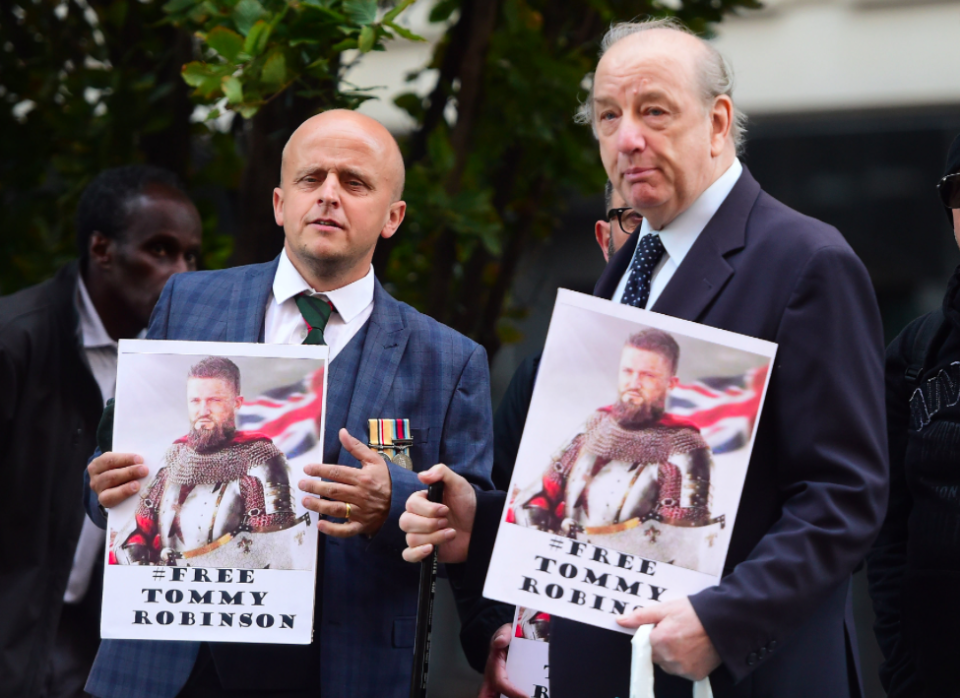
{"left": 939, "top": 173, "right": 960, "bottom": 209}
{"left": 607, "top": 207, "right": 644, "bottom": 235}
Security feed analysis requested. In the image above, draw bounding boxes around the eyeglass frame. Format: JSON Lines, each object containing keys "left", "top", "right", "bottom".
{"left": 606, "top": 207, "right": 644, "bottom": 235}
{"left": 939, "top": 172, "right": 960, "bottom": 209}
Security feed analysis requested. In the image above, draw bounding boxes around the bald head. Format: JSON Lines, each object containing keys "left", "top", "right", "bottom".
{"left": 281, "top": 109, "right": 405, "bottom": 200}
{"left": 272, "top": 109, "right": 408, "bottom": 292}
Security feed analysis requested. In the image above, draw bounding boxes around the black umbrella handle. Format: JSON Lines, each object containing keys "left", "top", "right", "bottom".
{"left": 410, "top": 481, "right": 444, "bottom": 698}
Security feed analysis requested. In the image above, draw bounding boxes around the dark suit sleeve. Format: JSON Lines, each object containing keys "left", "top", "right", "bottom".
{"left": 492, "top": 354, "right": 540, "bottom": 491}
{"left": 451, "top": 355, "right": 541, "bottom": 670}
{"left": 866, "top": 322, "right": 924, "bottom": 697}
{"left": 690, "top": 245, "right": 889, "bottom": 680}
{"left": 367, "top": 344, "right": 495, "bottom": 557}
{"left": 450, "top": 489, "right": 514, "bottom": 672}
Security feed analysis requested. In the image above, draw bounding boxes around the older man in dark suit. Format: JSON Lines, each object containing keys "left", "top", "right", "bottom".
{"left": 402, "top": 18, "right": 887, "bottom": 698}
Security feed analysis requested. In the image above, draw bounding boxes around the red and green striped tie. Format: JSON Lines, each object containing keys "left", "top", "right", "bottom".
{"left": 295, "top": 293, "right": 333, "bottom": 345}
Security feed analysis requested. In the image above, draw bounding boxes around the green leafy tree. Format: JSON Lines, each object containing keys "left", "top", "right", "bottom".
{"left": 2, "top": 0, "right": 758, "bottom": 362}
{"left": 0, "top": 0, "right": 207, "bottom": 294}
{"left": 0, "top": 0, "right": 419, "bottom": 292}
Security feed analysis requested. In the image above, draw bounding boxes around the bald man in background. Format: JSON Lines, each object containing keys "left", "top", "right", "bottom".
{"left": 82, "top": 110, "right": 494, "bottom": 698}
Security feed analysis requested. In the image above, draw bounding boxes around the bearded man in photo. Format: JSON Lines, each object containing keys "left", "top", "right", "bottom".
{"left": 512, "top": 329, "right": 713, "bottom": 539}
{"left": 113, "top": 356, "right": 298, "bottom": 566}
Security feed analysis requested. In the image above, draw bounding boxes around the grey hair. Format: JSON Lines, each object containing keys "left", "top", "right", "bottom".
{"left": 574, "top": 18, "right": 747, "bottom": 155}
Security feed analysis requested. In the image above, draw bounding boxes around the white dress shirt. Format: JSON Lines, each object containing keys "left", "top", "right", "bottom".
{"left": 612, "top": 159, "right": 743, "bottom": 308}
{"left": 64, "top": 275, "right": 118, "bottom": 603}
{"left": 263, "top": 249, "right": 375, "bottom": 359}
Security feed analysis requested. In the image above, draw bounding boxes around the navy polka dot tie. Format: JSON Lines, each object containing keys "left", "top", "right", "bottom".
{"left": 620, "top": 233, "right": 666, "bottom": 309}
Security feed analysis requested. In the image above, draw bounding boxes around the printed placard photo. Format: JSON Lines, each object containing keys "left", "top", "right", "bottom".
{"left": 102, "top": 339, "right": 328, "bottom": 644}
{"left": 484, "top": 290, "right": 776, "bottom": 633}
{"left": 502, "top": 607, "right": 552, "bottom": 698}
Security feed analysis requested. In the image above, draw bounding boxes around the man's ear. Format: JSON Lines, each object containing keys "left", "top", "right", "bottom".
{"left": 380, "top": 200, "right": 406, "bottom": 240}
{"left": 234, "top": 395, "right": 244, "bottom": 410}
{"left": 669, "top": 375, "right": 680, "bottom": 390}
{"left": 595, "top": 220, "right": 611, "bottom": 262}
{"left": 89, "top": 231, "right": 114, "bottom": 269}
{"left": 273, "top": 188, "right": 285, "bottom": 227}
{"left": 710, "top": 95, "right": 734, "bottom": 157}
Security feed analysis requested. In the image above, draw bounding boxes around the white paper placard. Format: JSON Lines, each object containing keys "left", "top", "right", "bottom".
{"left": 102, "top": 340, "right": 328, "bottom": 644}
{"left": 484, "top": 290, "right": 776, "bottom": 633}
{"left": 503, "top": 607, "right": 552, "bottom": 698}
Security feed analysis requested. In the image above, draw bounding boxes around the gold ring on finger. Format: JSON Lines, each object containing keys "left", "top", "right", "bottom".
{"left": 345, "top": 502, "right": 351, "bottom": 520}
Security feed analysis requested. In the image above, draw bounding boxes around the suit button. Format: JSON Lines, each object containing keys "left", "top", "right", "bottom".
{"left": 747, "top": 652, "right": 758, "bottom": 666}
{"left": 758, "top": 647, "right": 767, "bottom": 659}
{"left": 769, "top": 640, "right": 778, "bottom": 650}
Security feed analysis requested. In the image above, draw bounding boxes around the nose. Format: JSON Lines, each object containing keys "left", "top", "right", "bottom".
{"left": 316, "top": 172, "right": 341, "bottom": 207}
{"left": 171, "top": 255, "right": 191, "bottom": 275}
{"left": 616, "top": 111, "right": 647, "bottom": 156}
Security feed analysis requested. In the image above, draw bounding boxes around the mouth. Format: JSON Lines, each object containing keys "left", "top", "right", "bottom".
{"left": 622, "top": 167, "right": 657, "bottom": 183}
{"left": 309, "top": 218, "right": 344, "bottom": 230}
{"left": 194, "top": 419, "right": 215, "bottom": 430}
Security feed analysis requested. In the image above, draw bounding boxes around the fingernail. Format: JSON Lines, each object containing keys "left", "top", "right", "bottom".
{"left": 298, "top": 480, "right": 307, "bottom": 490}
{"left": 437, "top": 518, "right": 448, "bottom": 529}
{"left": 134, "top": 456, "right": 144, "bottom": 464}
{"left": 437, "top": 505, "right": 449, "bottom": 516}
{"left": 444, "top": 528, "right": 456, "bottom": 539}
{"left": 130, "top": 481, "right": 139, "bottom": 492}
{"left": 138, "top": 466, "right": 148, "bottom": 477}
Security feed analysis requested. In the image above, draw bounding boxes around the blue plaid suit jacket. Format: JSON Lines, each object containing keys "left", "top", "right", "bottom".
{"left": 84, "top": 258, "right": 494, "bottom": 698}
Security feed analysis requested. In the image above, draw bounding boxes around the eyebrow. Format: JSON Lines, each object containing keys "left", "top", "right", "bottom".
{"left": 594, "top": 88, "right": 677, "bottom": 107}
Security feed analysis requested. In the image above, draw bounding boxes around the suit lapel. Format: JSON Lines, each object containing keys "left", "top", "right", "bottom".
{"left": 338, "top": 279, "right": 410, "bottom": 463}
{"left": 224, "top": 257, "right": 280, "bottom": 342}
{"left": 650, "top": 166, "right": 762, "bottom": 321}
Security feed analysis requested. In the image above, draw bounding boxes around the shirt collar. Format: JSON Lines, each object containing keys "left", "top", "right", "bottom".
{"left": 638, "top": 158, "right": 743, "bottom": 266}
{"left": 273, "top": 248, "right": 375, "bottom": 324}
{"left": 76, "top": 274, "right": 117, "bottom": 349}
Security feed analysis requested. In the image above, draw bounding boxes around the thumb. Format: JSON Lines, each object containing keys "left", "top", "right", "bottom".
{"left": 417, "top": 463, "right": 450, "bottom": 486}
{"left": 616, "top": 603, "right": 668, "bottom": 629}
{"left": 491, "top": 623, "right": 513, "bottom": 649}
{"left": 339, "top": 428, "right": 381, "bottom": 465}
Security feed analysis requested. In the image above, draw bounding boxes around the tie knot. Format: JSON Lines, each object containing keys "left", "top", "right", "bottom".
{"left": 637, "top": 232, "right": 665, "bottom": 259}
{"left": 295, "top": 293, "right": 334, "bottom": 345}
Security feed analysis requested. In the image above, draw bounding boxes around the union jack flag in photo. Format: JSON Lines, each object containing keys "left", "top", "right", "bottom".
{"left": 667, "top": 364, "right": 769, "bottom": 454}
{"left": 237, "top": 368, "right": 325, "bottom": 459}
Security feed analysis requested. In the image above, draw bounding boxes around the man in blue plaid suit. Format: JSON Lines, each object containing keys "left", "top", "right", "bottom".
{"left": 83, "top": 110, "right": 494, "bottom": 697}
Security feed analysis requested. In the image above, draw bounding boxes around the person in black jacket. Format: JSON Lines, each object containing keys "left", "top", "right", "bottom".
{"left": 0, "top": 166, "right": 201, "bottom": 698}
{"left": 867, "top": 133, "right": 960, "bottom": 697}
{"left": 445, "top": 182, "right": 638, "bottom": 696}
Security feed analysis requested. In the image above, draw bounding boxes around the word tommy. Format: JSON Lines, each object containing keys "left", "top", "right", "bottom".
{"left": 519, "top": 539, "right": 667, "bottom": 614}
